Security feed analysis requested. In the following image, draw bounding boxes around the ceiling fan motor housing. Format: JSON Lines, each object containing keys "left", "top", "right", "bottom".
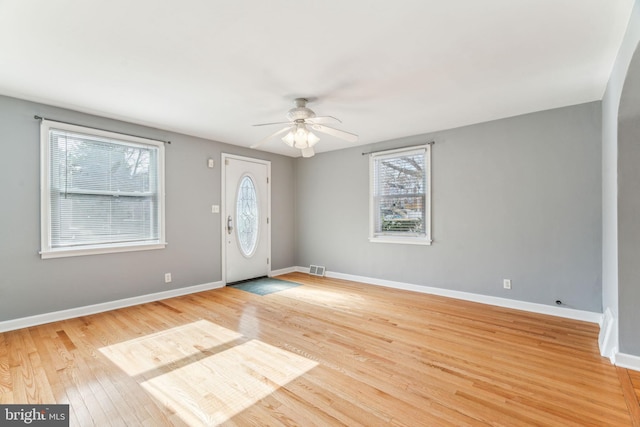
{"left": 286, "top": 98, "right": 316, "bottom": 121}
{"left": 286, "top": 107, "right": 315, "bottom": 122}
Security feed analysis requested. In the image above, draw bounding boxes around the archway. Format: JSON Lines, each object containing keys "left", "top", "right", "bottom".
{"left": 617, "top": 42, "right": 640, "bottom": 356}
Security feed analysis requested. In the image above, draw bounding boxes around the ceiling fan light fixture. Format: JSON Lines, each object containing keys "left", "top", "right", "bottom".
{"left": 301, "top": 147, "right": 315, "bottom": 158}
{"left": 307, "top": 131, "right": 320, "bottom": 147}
{"left": 282, "top": 130, "right": 295, "bottom": 147}
{"left": 294, "top": 125, "right": 309, "bottom": 148}
{"left": 282, "top": 126, "right": 320, "bottom": 152}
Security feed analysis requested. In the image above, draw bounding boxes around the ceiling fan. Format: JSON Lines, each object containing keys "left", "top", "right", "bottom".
{"left": 251, "top": 98, "right": 358, "bottom": 157}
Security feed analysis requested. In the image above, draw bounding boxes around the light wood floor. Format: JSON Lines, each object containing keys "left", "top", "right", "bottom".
{"left": 1, "top": 272, "right": 639, "bottom": 426}
{"left": 633, "top": 371, "right": 640, "bottom": 407}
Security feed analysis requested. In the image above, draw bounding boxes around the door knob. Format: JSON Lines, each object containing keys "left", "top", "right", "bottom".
{"left": 227, "top": 215, "right": 234, "bottom": 234}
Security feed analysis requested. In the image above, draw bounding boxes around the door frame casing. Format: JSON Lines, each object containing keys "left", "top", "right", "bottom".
{"left": 221, "top": 153, "right": 272, "bottom": 284}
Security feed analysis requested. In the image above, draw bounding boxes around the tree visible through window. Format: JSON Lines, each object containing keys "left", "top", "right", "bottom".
{"left": 369, "top": 145, "right": 431, "bottom": 244}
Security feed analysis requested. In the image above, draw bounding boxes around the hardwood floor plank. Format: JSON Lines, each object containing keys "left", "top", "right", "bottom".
{"left": 0, "top": 272, "right": 636, "bottom": 426}
{"left": 0, "top": 333, "right": 11, "bottom": 395}
{"left": 618, "top": 367, "right": 640, "bottom": 427}
{"left": 630, "top": 369, "right": 640, "bottom": 404}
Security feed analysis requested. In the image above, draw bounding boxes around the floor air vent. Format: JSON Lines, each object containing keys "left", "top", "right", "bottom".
{"left": 309, "top": 265, "right": 326, "bottom": 277}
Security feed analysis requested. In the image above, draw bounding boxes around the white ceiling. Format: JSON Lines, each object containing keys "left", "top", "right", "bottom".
{"left": 0, "top": 0, "right": 634, "bottom": 156}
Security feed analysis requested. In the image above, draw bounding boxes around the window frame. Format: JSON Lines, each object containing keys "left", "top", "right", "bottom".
{"left": 40, "top": 120, "right": 167, "bottom": 259}
{"left": 369, "top": 144, "right": 432, "bottom": 245}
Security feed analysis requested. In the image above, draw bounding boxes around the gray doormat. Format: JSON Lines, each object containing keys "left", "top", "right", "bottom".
{"left": 228, "top": 277, "right": 301, "bottom": 296}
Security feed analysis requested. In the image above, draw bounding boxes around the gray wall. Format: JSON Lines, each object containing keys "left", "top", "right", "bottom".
{"left": 295, "top": 102, "right": 602, "bottom": 312}
{"left": 602, "top": 0, "right": 640, "bottom": 358}
{"left": 618, "top": 43, "right": 640, "bottom": 355}
{"left": 0, "top": 95, "right": 295, "bottom": 321}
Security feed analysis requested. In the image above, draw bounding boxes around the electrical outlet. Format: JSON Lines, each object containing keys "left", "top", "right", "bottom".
{"left": 165, "top": 273, "right": 172, "bottom": 283}
{"left": 503, "top": 279, "right": 511, "bottom": 289}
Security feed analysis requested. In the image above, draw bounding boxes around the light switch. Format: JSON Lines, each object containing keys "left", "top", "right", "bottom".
{"left": 208, "top": 158, "right": 214, "bottom": 168}
{"left": 211, "top": 205, "right": 220, "bottom": 213}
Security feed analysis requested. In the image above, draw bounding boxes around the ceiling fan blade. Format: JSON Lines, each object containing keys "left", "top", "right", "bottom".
{"left": 306, "top": 115, "right": 342, "bottom": 124}
{"left": 311, "top": 124, "right": 358, "bottom": 142}
{"left": 250, "top": 126, "right": 292, "bottom": 149}
{"left": 252, "top": 121, "right": 293, "bottom": 127}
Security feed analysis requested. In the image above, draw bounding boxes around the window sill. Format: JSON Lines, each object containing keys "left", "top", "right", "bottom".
{"left": 40, "top": 241, "right": 167, "bottom": 259}
{"left": 369, "top": 236, "right": 432, "bottom": 246}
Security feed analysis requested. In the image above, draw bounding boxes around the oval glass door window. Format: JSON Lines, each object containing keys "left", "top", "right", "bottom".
{"left": 236, "top": 175, "right": 259, "bottom": 256}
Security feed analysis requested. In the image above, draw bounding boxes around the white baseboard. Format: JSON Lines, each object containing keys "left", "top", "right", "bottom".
{"left": 269, "top": 266, "right": 298, "bottom": 277}
{"left": 0, "top": 281, "right": 224, "bottom": 333}
{"left": 286, "top": 266, "right": 602, "bottom": 324}
{"left": 599, "top": 308, "right": 618, "bottom": 362}
{"left": 615, "top": 352, "right": 640, "bottom": 372}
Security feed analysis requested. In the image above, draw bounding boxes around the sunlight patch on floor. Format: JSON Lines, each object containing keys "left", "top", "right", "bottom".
{"left": 284, "top": 285, "right": 368, "bottom": 307}
{"left": 100, "top": 320, "right": 317, "bottom": 425}
{"left": 99, "top": 319, "right": 242, "bottom": 376}
{"left": 141, "top": 340, "right": 317, "bottom": 425}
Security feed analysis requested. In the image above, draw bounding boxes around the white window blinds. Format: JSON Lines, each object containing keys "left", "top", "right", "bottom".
{"left": 370, "top": 145, "right": 431, "bottom": 244}
{"left": 41, "top": 120, "right": 166, "bottom": 257}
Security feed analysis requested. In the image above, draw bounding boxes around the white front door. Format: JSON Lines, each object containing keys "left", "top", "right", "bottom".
{"left": 223, "top": 154, "right": 270, "bottom": 283}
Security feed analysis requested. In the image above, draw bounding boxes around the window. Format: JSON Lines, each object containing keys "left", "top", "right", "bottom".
{"left": 369, "top": 144, "right": 431, "bottom": 245}
{"left": 236, "top": 175, "right": 259, "bottom": 257}
{"left": 40, "top": 120, "right": 166, "bottom": 258}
